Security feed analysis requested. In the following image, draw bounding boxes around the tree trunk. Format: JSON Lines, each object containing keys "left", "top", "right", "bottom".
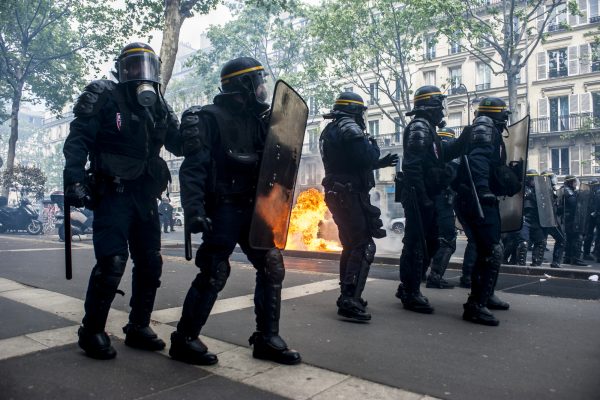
{"left": 506, "top": 70, "right": 519, "bottom": 123}
{"left": 3, "top": 87, "right": 23, "bottom": 197}
{"left": 160, "top": 0, "right": 185, "bottom": 94}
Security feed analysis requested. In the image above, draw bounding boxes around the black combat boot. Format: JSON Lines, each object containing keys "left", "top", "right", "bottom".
{"left": 426, "top": 273, "right": 455, "bottom": 289}
{"left": 78, "top": 326, "right": 117, "bottom": 360}
{"left": 396, "top": 284, "right": 434, "bottom": 314}
{"left": 530, "top": 242, "right": 546, "bottom": 266}
{"left": 487, "top": 294, "right": 510, "bottom": 310}
{"left": 462, "top": 298, "right": 499, "bottom": 326}
{"left": 123, "top": 324, "right": 165, "bottom": 351}
{"left": 169, "top": 331, "right": 218, "bottom": 365}
{"left": 249, "top": 332, "right": 301, "bottom": 365}
{"left": 337, "top": 296, "right": 371, "bottom": 321}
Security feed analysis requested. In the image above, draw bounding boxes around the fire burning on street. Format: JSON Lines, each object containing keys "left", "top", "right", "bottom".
{"left": 285, "top": 188, "right": 342, "bottom": 252}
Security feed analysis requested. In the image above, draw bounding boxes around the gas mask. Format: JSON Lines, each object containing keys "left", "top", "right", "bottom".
{"left": 116, "top": 47, "right": 161, "bottom": 107}
{"left": 135, "top": 82, "right": 157, "bottom": 107}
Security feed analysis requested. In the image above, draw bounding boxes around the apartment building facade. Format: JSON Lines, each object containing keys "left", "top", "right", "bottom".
{"left": 296, "top": 0, "right": 600, "bottom": 220}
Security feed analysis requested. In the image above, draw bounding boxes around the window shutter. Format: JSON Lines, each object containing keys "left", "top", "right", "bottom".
{"left": 578, "top": 0, "right": 588, "bottom": 24}
{"left": 570, "top": 94, "right": 580, "bottom": 115}
{"left": 537, "top": 6, "right": 545, "bottom": 33}
{"left": 537, "top": 52, "right": 547, "bottom": 80}
{"left": 568, "top": 46, "right": 579, "bottom": 76}
{"left": 538, "top": 98, "right": 548, "bottom": 133}
{"left": 581, "top": 92, "right": 592, "bottom": 114}
{"left": 569, "top": 5, "right": 578, "bottom": 26}
{"left": 580, "top": 44, "right": 591, "bottom": 74}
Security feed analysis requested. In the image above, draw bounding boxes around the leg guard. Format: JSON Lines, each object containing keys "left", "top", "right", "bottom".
{"left": 354, "top": 240, "right": 375, "bottom": 299}
{"left": 427, "top": 237, "right": 456, "bottom": 289}
{"left": 129, "top": 251, "right": 162, "bottom": 326}
{"left": 82, "top": 254, "right": 128, "bottom": 332}
{"left": 464, "top": 243, "right": 502, "bottom": 326}
{"left": 530, "top": 241, "right": 546, "bottom": 267}
{"left": 570, "top": 234, "right": 587, "bottom": 265}
{"left": 516, "top": 241, "right": 528, "bottom": 266}
{"left": 176, "top": 259, "right": 230, "bottom": 338}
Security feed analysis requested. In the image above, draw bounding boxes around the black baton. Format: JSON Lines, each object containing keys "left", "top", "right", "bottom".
{"left": 184, "top": 222, "right": 193, "bottom": 261}
{"left": 462, "top": 155, "right": 485, "bottom": 220}
{"left": 64, "top": 197, "right": 72, "bottom": 280}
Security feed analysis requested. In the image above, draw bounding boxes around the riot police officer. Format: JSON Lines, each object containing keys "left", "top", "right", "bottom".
{"left": 396, "top": 86, "right": 467, "bottom": 313}
{"left": 583, "top": 179, "right": 600, "bottom": 261}
{"left": 171, "top": 57, "right": 301, "bottom": 366}
{"left": 560, "top": 176, "right": 589, "bottom": 266}
{"left": 523, "top": 170, "right": 547, "bottom": 266}
{"left": 454, "top": 97, "right": 518, "bottom": 326}
{"left": 63, "top": 43, "right": 181, "bottom": 359}
{"left": 541, "top": 170, "right": 565, "bottom": 268}
{"left": 320, "top": 92, "right": 398, "bottom": 321}
{"left": 426, "top": 127, "right": 459, "bottom": 289}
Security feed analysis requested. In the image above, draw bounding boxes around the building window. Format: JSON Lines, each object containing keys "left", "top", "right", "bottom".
{"left": 548, "top": 48, "right": 568, "bottom": 78}
{"left": 308, "top": 128, "right": 318, "bottom": 152}
{"left": 307, "top": 163, "right": 316, "bottom": 185}
{"left": 549, "top": 96, "right": 569, "bottom": 131}
{"left": 368, "top": 120, "right": 379, "bottom": 137}
{"left": 591, "top": 0, "right": 600, "bottom": 23}
{"left": 395, "top": 79, "right": 405, "bottom": 101}
{"left": 448, "top": 112, "right": 462, "bottom": 130}
{"left": 547, "top": 3, "right": 567, "bottom": 32}
{"left": 424, "top": 70, "right": 436, "bottom": 86}
{"left": 476, "top": 63, "right": 491, "bottom": 90}
{"left": 551, "top": 147, "right": 570, "bottom": 175}
{"left": 368, "top": 82, "right": 379, "bottom": 105}
{"left": 343, "top": 86, "right": 353, "bottom": 93}
{"left": 592, "top": 43, "right": 600, "bottom": 72}
{"left": 449, "top": 38, "right": 461, "bottom": 55}
{"left": 448, "top": 66, "right": 462, "bottom": 94}
{"left": 424, "top": 34, "right": 436, "bottom": 59}
{"left": 594, "top": 145, "right": 600, "bottom": 174}
{"left": 394, "top": 117, "right": 402, "bottom": 143}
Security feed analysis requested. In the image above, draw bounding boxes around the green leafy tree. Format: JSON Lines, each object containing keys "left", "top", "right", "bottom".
{"left": 0, "top": 0, "right": 133, "bottom": 194}
{"left": 427, "top": 0, "right": 571, "bottom": 121}
{"left": 308, "top": 0, "right": 438, "bottom": 127}
{"left": 0, "top": 164, "right": 46, "bottom": 200}
{"left": 185, "top": 0, "right": 336, "bottom": 113}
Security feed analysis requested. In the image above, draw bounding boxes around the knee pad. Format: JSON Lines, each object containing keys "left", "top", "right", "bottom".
{"left": 208, "top": 260, "right": 231, "bottom": 292}
{"left": 265, "top": 248, "right": 285, "bottom": 284}
{"left": 364, "top": 240, "right": 376, "bottom": 264}
{"left": 489, "top": 243, "right": 503, "bottom": 267}
{"left": 438, "top": 237, "right": 456, "bottom": 252}
{"left": 94, "top": 254, "right": 128, "bottom": 290}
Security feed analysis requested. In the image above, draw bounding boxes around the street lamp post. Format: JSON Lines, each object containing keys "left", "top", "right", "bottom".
{"left": 458, "top": 83, "right": 471, "bottom": 118}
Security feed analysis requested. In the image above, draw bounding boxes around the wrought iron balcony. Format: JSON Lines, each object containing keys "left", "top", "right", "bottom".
{"left": 475, "top": 83, "right": 491, "bottom": 91}
{"left": 530, "top": 114, "right": 600, "bottom": 134}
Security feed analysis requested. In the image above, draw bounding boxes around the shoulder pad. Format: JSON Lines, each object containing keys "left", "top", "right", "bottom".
{"left": 471, "top": 116, "right": 495, "bottom": 145}
{"left": 73, "top": 80, "right": 116, "bottom": 117}
{"left": 406, "top": 119, "right": 432, "bottom": 150}
{"left": 336, "top": 117, "right": 364, "bottom": 140}
{"left": 180, "top": 106, "right": 209, "bottom": 156}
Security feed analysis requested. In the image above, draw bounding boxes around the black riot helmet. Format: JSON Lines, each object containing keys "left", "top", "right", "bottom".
{"left": 406, "top": 85, "right": 447, "bottom": 128}
{"left": 437, "top": 127, "right": 455, "bottom": 139}
{"left": 526, "top": 169, "right": 539, "bottom": 186}
{"left": 564, "top": 175, "right": 579, "bottom": 190}
{"left": 115, "top": 43, "right": 161, "bottom": 107}
{"left": 541, "top": 170, "right": 559, "bottom": 188}
{"left": 219, "top": 57, "right": 269, "bottom": 113}
{"left": 116, "top": 43, "right": 161, "bottom": 84}
{"left": 475, "top": 97, "right": 511, "bottom": 125}
{"left": 329, "top": 91, "right": 368, "bottom": 129}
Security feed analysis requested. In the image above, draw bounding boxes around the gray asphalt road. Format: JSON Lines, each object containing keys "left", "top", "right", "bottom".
{"left": 1, "top": 233, "right": 599, "bottom": 400}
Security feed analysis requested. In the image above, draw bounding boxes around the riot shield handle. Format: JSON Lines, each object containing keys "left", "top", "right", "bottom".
{"left": 462, "top": 155, "right": 485, "bottom": 220}
{"left": 64, "top": 197, "right": 72, "bottom": 280}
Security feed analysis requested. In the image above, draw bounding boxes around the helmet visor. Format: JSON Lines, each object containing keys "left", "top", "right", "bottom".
{"left": 118, "top": 52, "right": 161, "bottom": 84}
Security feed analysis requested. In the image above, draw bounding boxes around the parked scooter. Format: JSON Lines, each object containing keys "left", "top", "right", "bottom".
{"left": 56, "top": 207, "right": 93, "bottom": 241}
{"left": 0, "top": 196, "right": 43, "bottom": 235}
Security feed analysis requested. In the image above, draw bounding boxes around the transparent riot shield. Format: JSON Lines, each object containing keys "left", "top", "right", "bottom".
{"left": 573, "top": 183, "right": 591, "bottom": 234}
{"left": 249, "top": 80, "right": 308, "bottom": 249}
{"left": 533, "top": 175, "right": 557, "bottom": 228}
{"left": 499, "top": 115, "right": 530, "bottom": 232}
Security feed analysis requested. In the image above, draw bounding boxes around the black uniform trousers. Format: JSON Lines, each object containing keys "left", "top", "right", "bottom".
{"left": 177, "top": 201, "right": 277, "bottom": 338}
{"left": 83, "top": 182, "right": 162, "bottom": 332}
{"left": 429, "top": 189, "right": 457, "bottom": 277}
{"left": 325, "top": 191, "right": 374, "bottom": 289}
{"left": 399, "top": 200, "right": 438, "bottom": 292}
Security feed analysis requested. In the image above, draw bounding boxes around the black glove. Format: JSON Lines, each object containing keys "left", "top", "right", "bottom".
{"left": 478, "top": 188, "right": 497, "bottom": 206}
{"left": 187, "top": 215, "right": 212, "bottom": 234}
{"left": 64, "top": 183, "right": 91, "bottom": 208}
{"left": 377, "top": 153, "right": 399, "bottom": 168}
{"left": 456, "top": 125, "right": 473, "bottom": 148}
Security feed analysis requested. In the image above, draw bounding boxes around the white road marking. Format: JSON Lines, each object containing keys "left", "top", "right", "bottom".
{"left": 0, "top": 247, "right": 88, "bottom": 253}
{"left": 0, "top": 276, "right": 435, "bottom": 400}
{"left": 152, "top": 278, "right": 343, "bottom": 324}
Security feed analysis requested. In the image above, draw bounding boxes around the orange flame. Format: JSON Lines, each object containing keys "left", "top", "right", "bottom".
{"left": 285, "top": 188, "right": 342, "bottom": 252}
